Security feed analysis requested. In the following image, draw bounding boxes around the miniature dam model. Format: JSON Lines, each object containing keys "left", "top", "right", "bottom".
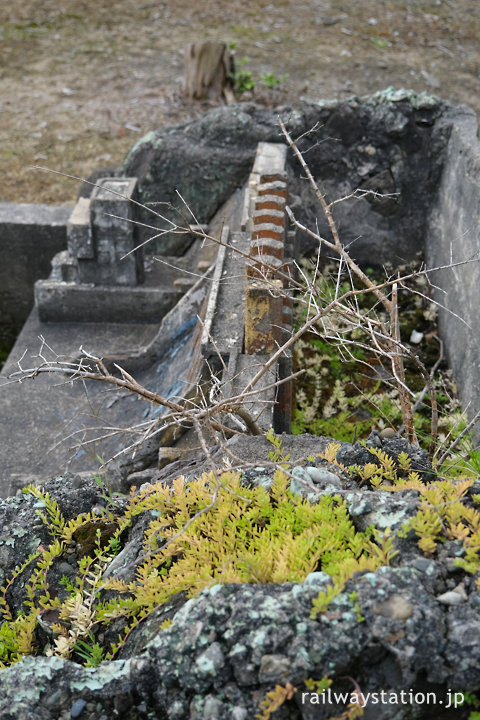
{"left": 0, "top": 89, "right": 480, "bottom": 497}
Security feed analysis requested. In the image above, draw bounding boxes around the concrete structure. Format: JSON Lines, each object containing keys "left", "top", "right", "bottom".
{"left": 0, "top": 203, "right": 71, "bottom": 330}
{"left": 0, "top": 143, "right": 295, "bottom": 494}
{"left": 245, "top": 143, "right": 289, "bottom": 354}
{"left": 200, "top": 142, "right": 293, "bottom": 435}
{"left": 424, "top": 105, "right": 480, "bottom": 433}
{"left": 0, "top": 258, "right": 213, "bottom": 497}
{"left": 2, "top": 95, "right": 480, "bottom": 496}
{"left": 34, "top": 178, "right": 185, "bottom": 323}
{"left": 73, "top": 178, "right": 142, "bottom": 286}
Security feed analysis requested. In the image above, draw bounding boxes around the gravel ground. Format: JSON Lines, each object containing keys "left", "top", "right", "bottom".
{"left": 0, "top": 0, "right": 478, "bottom": 204}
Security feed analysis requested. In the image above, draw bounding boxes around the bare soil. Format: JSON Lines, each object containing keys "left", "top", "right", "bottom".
{"left": 0, "top": 0, "right": 479, "bottom": 206}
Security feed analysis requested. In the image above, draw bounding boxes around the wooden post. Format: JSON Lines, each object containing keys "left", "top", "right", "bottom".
{"left": 184, "top": 41, "right": 233, "bottom": 101}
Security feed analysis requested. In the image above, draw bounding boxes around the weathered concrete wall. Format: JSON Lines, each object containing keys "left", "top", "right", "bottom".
{"left": 0, "top": 203, "right": 71, "bottom": 329}
{"left": 425, "top": 105, "right": 480, "bottom": 434}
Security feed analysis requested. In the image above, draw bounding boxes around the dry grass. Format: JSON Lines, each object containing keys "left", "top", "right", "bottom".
{"left": 1, "top": 0, "right": 478, "bottom": 204}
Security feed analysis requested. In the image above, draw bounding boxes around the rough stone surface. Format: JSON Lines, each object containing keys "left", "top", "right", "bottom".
{"left": 0, "top": 435, "right": 479, "bottom": 719}
{"left": 123, "top": 91, "right": 450, "bottom": 266}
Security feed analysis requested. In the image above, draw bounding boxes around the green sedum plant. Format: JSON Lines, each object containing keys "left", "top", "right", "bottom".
{"left": 0, "top": 469, "right": 392, "bottom": 668}
{"left": 349, "top": 447, "right": 422, "bottom": 489}
{"left": 398, "top": 476, "right": 480, "bottom": 569}
{"left": 2, "top": 439, "right": 480, "bottom": 672}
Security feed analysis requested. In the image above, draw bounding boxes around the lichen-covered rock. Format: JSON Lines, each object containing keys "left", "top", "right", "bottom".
{"left": 1, "top": 434, "right": 480, "bottom": 719}
{"left": 0, "top": 474, "right": 103, "bottom": 591}
{"left": 123, "top": 91, "right": 450, "bottom": 265}
{"left": 1, "top": 568, "right": 479, "bottom": 719}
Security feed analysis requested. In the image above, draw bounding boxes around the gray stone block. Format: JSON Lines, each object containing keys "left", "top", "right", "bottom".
{"left": 0, "top": 202, "right": 71, "bottom": 329}
{"left": 34, "top": 279, "right": 181, "bottom": 324}
{"left": 79, "top": 177, "right": 141, "bottom": 286}
{"left": 67, "top": 197, "right": 93, "bottom": 259}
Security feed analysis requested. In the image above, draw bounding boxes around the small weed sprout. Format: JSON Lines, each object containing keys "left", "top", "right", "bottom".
{"left": 259, "top": 71, "right": 288, "bottom": 88}
{"left": 256, "top": 682, "right": 297, "bottom": 719}
{"left": 266, "top": 428, "right": 290, "bottom": 466}
{"left": 230, "top": 56, "right": 255, "bottom": 93}
{"left": 72, "top": 632, "right": 105, "bottom": 668}
{"left": 228, "top": 46, "right": 287, "bottom": 94}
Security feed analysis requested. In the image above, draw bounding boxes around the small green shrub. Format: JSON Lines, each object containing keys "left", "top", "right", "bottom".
{"left": 229, "top": 51, "right": 287, "bottom": 94}
{"left": 230, "top": 57, "right": 255, "bottom": 93}
{"left": 259, "top": 71, "right": 288, "bottom": 88}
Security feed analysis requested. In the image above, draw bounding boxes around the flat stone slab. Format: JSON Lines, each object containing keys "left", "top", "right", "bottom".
{"left": 35, "top": 280, "right": 181, "bottom": 323}
{"left": 0, "top": 309, "right": 159, "bottom": 496}
{"left": 0, "top": 202, "right": 72, "bottom": 226}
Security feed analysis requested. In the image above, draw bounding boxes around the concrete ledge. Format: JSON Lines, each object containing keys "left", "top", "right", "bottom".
{"left": 0, "top": 308, "right": 160, "bottom": 494}
{"left": 251, "top": 142, "right": 287, "bottom": 180}
{"left": 0, "top": 203, "right": 72, "bottom": 328}
{"left": 34, "top": 280, "right": 182, "bottom": 323}
{"left": 425, "top": 105, "right": 480, "bottom": 436}
{"left": 0, "top": 202, "right": 71, "bottom": 227}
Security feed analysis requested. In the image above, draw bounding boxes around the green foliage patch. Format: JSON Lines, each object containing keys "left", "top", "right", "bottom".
{"left": 0, "top": 470, "right": 389, "bottom": 668}
{"left": 291, "top": 260, "right": 466, "bottom": 450}
{"left": 228, "top": 46, "right": 288, "bottom": 94}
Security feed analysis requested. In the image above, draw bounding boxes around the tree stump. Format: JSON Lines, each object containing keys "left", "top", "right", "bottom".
{"left": 184, "top": 41, "right": 234, "bottom": 102}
